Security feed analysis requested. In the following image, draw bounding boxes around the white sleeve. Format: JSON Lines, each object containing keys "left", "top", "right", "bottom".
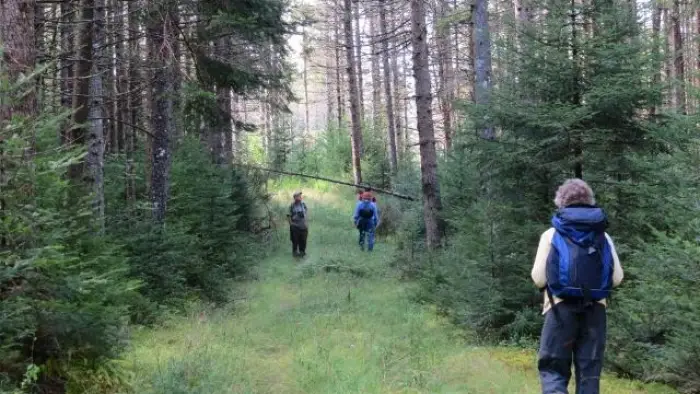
{"left": 531, "top": 228, "right": 555, "bottom": 288}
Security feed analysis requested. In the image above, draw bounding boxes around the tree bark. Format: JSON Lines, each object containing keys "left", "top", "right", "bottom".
{"left": 302, "top": 23, "right": 310, "bottom": 135}
{"left": 0, "top": 0, "right": 37, "bottom": 238}
{"left": 115, "top": 0, "right": 127, "bottom": 153}
{"left": 0, "top": 0, "right": 37, "bottom": 120}
{"left": 231, "top": 93, "right": 241, "bottom": 161}
{"left": 410, "top": 0, "right": 443, "bottom": 248}
{"left": 72, "top": 0, "right": 93, "bottom": 149}
{"left": 334, "top": 0, "right": 344, "bottom": 129}
{"left": 391, "top": 2, "right": 405, "bottom": 154}
{"left": 369, "top": 11, "right": 382, "bottom": 128}
{"left": 379, "top": 0, "right": 397, "bottom": 173}
{"left": 325, "top": 29, "right": 335, "bottom": 129}
{"left": 662, "top": 7, "right": 671, "bottom": 109}
{"left": 344, "top": 0, "right": 363, "bottom": 184}
{"left": 59, "top": 0, "right": 73, "bottom": 145}
{"left": 651, "top": 3, "right": 661, "bottom": 115}
{"left": 216, "top": 82, "right": 232, "bottom": 165}
{"left": 401, "top": 44, "right": 409, "bottom": 150}
{"left": 87, "top": 0, "right": 106, "bottom": 230}
{"left": 125, "top": 0, "right": 140, "bottom": 202}
{"left": 147, "top": 5, "right": 174, "bottom": 223}
{"left": 105, "top": 0, "right": 116, "bottom": 154}
{"left": 670, "top": 0, "right": 685, "bottom": 113}
{"left": 353, "top": 0, "right": 364, "bottom": 120}
{"left": 473, "top": 0, "right": 494, "bottom": 139}
{"left": 434, "top": 0, "right": 455, "bottom": 150}
{"left": 697, "top": 9, "right": 700, "bottom": 112}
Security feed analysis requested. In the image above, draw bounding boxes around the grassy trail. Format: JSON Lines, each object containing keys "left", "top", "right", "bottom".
{"left": 124, "top": 188, "right": 675, "bottom": 394}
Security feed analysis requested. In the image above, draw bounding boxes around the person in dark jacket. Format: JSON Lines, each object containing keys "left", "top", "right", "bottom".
{"left": 287, "top": 191, "right": 308, "bottom": 257}
{"left": 531, "top": 179, "right": 624, "bottom": 394}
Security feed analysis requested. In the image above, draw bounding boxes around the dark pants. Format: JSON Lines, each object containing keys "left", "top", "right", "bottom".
{"left": 356, "top": 220, "right": 376, "bottom": 251}
{"left": 290, "top": 226, "right": 308, "bottom": 256}
{"left": 538, "top": 302, "right": 606, "bottom": 394}
{"left": 358, "top": 227, "right": 375, "bottom": 251}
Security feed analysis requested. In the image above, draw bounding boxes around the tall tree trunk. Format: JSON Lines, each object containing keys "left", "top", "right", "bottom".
{"left": 209, "top": 42, "right": 225, "bottom": 165}
{"left": 59, "top": 0, "right": 73, "bottom": 144}
{"left": 216, "top": 38, "right": 233, "bottom": 165}
{"left": 651, "top": 3, "right": 661, "bottom": 115}
{"left": 353, "top": 0, "right": 364, "bottom": 120}
{"left": 105, "top": 1, "right": 116, "bottom": 154}
{"left": 670, "top": 0, "right": 685, "bottom": 113}
{"left": 125, "top": 0, "right": 140, "bottom": 202}
{"left": 391, "top": 4, "right": 404, "bottom": 154}
{"left": 344, "top": 0, "right": 363, "bottom": 184}
{"left": 72, "top": 0, "right": 93, "bottom": 149}
{"left": 218, "top": 85, "right": 232, "bottom": 165}
{"left": 231, "top": 93, "right": 241, "bottom": 161}
{"left": 401, "top": 48, "right": 409, "bottom": 150}
{"left": 571, "top": 0, "right": 582, "bottom": 178}
{"left": 697, "top": 9, "right": 700, "bottom": 112}
{"left": 0, "top": 0, "right": 37, "bottom": 248}
{"left": 115, "top": 0, "right": 127, "bottom": 153}
{"left": 302, "top": 23, "right": 310, "bottom": 135}
{"left": 87, "top": 0, "right": 106, "bottom": 230}
{"left": 662, "top": 7, "right": 672, "bottom": 109}
{"left": 369, "top": 12, "right": 382, "bottom": 128}
{"left": 147, "top": 6, "right": 174, "bottom": 223}
{"left": 473, "top": 0, "right": 494, "bottom": 139}
{"left": 334, "top": 0, "right": 344, "bottom": 129}
{"left": 434, "top": 0, "right": 455, "bottom": 150}
{"left": 466, "top": 4, "right": 476, "bottom": 102}
{"left": 410, "top": 0, "right": 443, "bottom": 248}
{"left": 379, "top": 0, "right": 397, "bottom": 173}
{"left": 67, "top": 0, "right": 92, "bottom": 182}
{"left": 171, "top": 7, "right": 182, "bottom": 145}
{"left": 326, "top": 38, "right": 335, "bottom": 128}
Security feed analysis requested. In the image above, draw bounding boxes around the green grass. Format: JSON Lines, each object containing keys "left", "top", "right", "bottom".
{"left": 122, "top": 186, "right": 677, "bottom": 394}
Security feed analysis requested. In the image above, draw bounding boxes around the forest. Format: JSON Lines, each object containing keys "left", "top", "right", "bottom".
{"left": 1, "top": 0, "right": 699, "bottom": 392}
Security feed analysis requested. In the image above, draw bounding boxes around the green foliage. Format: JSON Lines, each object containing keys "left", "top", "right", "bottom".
{"left": 268, "top": 116, "right": 294, "bottom": 170}
{"left": 189, "top": 0, "right": 296, "bottom": 100}
{"left": 106, "top": 138, "right": 265, "bottom": 315}
{"left": 608, "top": 231, "right": 700, "bottom": 393}
{"left": 1, "top": 87, "right": 137, "bottom": 392}
{"left": 288, "top": 121, "right": 393, "bottom": 190}
{"left": 399, "top": 0, "right": 700, "bottom": 391}
{"left": 358, "top": 123, "right": 391, "bottom": 190}
{"left": 288, "top": 124, "right": 352, "bottom": 177}
{"left": 123, "top": 187, "right": 675, "bottom": 394}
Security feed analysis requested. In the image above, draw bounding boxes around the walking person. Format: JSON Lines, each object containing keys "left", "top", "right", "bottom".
{"left": 531, "top": 179, "right": 624, "bottom": 394}
{"left": 287, "top": 191, "right": 308, "bottom": 258}
{"left": 353, "top": 192, "right": 379, "bottom": 251}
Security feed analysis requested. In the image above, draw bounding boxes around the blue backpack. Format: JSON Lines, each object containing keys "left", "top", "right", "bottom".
{"left": 357, "top": 201, "right": 374, "bottom": 228}
{"left": 546, "top": 207, "right": 614, "bottom": 302}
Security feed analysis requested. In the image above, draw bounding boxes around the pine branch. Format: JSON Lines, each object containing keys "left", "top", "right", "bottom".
{"left": 234, "top": 165, "right": 417, "bottom": 201}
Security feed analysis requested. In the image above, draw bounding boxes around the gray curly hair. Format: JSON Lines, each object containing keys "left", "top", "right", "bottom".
{"left": 554, "top": 178, "right": 595, "bottom": 208}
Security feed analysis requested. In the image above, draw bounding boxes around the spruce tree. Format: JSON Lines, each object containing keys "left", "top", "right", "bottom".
{"left": 431, "top": 0, "right": 696, "bottom": 344}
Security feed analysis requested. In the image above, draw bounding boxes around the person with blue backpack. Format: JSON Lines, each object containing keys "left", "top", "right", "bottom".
{"left": 531, "top": 179, "right": 624, "bottom": 394}
{"left": 353, "top": 192, "right": 380, "bottom": 251}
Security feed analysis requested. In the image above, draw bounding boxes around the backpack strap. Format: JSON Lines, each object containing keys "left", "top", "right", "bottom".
{"left": 544, "top": 287, "right": 561, "bottom": 322}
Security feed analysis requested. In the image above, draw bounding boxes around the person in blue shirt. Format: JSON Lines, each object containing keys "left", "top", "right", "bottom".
{"left": 353, "top": 192, "right": 380, "bottom": 251}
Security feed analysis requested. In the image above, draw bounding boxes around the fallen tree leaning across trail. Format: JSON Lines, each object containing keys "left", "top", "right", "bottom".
{"left": 234, "top": 165, "right": 416, "bottom": 201}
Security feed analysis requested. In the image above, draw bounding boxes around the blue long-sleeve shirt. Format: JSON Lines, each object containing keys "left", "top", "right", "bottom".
{"left": 353, "top": 200, "right": 379, "bottom": 226}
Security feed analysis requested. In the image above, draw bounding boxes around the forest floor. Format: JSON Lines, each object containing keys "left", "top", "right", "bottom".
{"left": 123, "top": 186, "right": 677, "bottom": 394}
